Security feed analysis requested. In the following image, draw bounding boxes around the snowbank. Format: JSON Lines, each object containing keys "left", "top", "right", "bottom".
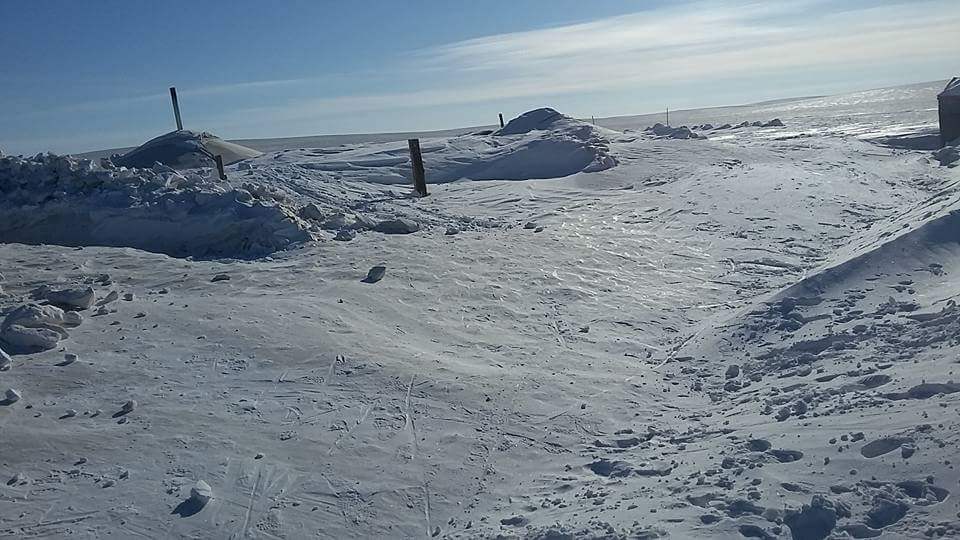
{"left": 494, "top": 107, "right": 572, "bottom": 135}
{"left": 644, "top": 123, "right": 704, "bottom": 139}
{"left": 115, "top": 130, "right": 261, "bottom": 169}
{"left": 0, "top": 153, "right": 311, "bottom": 258}
{"left": 263, "top": 107, "right": 618, "bottom": 184}
{"left": 771, "top": 186, "right": 960, "bottom": 304}
{"left": 699, "top": 119, "right": 783, "bottom": 131}
{"left": 4, "top": 112, "right": 618, "bottom": 255}
{"left": 488, "top": 107, "right": 618, "bottom": 176}
{"left": 1, "top": 303, "right": 82, "bottom": 353}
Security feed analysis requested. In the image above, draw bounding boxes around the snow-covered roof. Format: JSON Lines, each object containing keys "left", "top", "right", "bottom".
{"left": 940, "top": 77, "right": 960, "bottom": 98}
{"left": 115, "top": 130, "right": 262, "bottom": 169}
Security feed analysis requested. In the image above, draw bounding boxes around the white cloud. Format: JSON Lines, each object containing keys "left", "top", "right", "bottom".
{"left": 418, "top": 0, "right": 956, "bottom": 92}
{"left": 418, "top": 1, "right": 809, "bottom": 70}
{"left": 224, "top": 0, "right": 959, "bottom": 124}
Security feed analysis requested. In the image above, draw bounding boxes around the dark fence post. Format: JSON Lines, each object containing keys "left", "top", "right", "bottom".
{"left": 170, "top": 87, "right": 183, "bottom": 131}
{"left": 214, "top": 155, "right": 227, "bottom": 180}
{"left": 940, "top": 96, "right": 947, "bottom": 147}
{"left": 498, "top": 113, "right": 505, "bottom": 128}
{"left": 408, "top": 139, "right": 427, "bottom": 196}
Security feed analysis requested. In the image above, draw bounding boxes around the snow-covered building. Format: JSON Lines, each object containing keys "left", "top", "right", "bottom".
{"left": 939, "top": 77, "right": 960, "bottom": 146}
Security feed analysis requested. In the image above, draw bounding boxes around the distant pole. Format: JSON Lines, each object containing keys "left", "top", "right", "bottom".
{"left": 591, "top": 115, "right": 596, "bottom": 125}
{"left": 170, "top": 87, "right": 183, "bottom": 131}
{"left": 214, "top": 155, "right": 227, "bottom": 180}
{"left": 666, "top": 107, "right": 670, "bottom": 126}
{"left": 408, "top": 139, "right": 428, "bottom": 197}
{"left": 498, "top": 113, "right": 505, "bottom": 128}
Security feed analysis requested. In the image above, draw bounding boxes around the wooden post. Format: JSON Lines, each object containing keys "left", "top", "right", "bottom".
{"left": 666, "top": 107, "right": 670, "bottom": 126}
{"left": 940, "top": 96, "right": 947, "bottom": 148}
{"left": 498, "top": 113, "right": 505, "bottom": 128}
{"left": 591, "top": 115, "right": 596, "bottom": 125}
{"left": 407, "top": 139, "right": 427, "bottom": 196}
{"left": 170, "top": 87, "right": 183, "bottom": 131}
{"left": 214, "top": 155, "right": 227, "bottom": 180}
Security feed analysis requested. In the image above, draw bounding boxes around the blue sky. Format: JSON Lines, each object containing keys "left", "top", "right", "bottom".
{"left": 1, "top": 0, "right": 957, "bottom": 155}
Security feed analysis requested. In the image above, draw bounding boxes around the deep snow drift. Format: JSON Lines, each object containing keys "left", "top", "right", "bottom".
{"left": 262, "top": 107, "right": 617, "bottom": 186}
{"left": 2, "top": 85, "right": 960, "bottom": 539}
{"left": 0, "top": 110, "right": 619, "bottom": 259}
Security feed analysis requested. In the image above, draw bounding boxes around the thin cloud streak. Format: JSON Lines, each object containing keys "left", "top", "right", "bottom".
{"left": 222, "top": 0, "right": 959, "bottom": 127}
{"left": 418, "top": 0, "right": 821, "bottom": 70}
{"left": 418, "top": 0, "right": 956, "bottom": 77}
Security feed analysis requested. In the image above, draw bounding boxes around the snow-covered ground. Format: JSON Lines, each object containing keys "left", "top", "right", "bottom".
{"left": 1, "top": 80, "right": 959, "bottom": 539}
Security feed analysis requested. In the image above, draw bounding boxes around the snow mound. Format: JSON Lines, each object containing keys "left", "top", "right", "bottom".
{"left": 460, "top": 109, "right": 619, "bottom": 179}
{"left": 705, "top": 119, "right": 783, "bottom": 130}
{"left": 774, "top": 193, "right": 960, "bottom": 303}
{"left": 0, "top": 153, "right": 312, "bottom": 258}
{"left": 680, "top": 177, "right": 960, "bottom": 398}
{"left": 265, "top": 107, "right": 617, "bottom": 183}
{"left": 495, "top": 107, "right": 569, "bottom": 135}
{"left": 1, "top": 303, "right": 81, "bottom": 353}
{"left": 645, "top": 123, "right": 704, "bottom": 139}
{"left": 115, "top": 130, "right": 262, "bottom": 169}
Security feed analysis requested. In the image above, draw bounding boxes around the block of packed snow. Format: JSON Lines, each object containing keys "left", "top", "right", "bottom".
{"left": 0, "top": 325, "right": 62, "bottom": 352}
{"left": 42, "top": 287, "right": 96, "bottom": 310}
{"left": 374, "top": 218, "right": 420, "bottom": 234}
{"left": 190, "top": 480, "right": 213, "bottom": 504}
{"left": 0, "top": 304, "right": 79, "bottom": 353}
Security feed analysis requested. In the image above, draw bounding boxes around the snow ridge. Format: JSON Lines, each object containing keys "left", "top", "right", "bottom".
{"left": 0, "top": 152, "right": 311, "bottom": 258}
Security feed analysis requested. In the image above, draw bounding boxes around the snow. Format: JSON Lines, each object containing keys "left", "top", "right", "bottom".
{"left": 114, "top": 130, "right": 262, "bottom": 169}
{"left": 0, "top": 152, "right": 312, "bottom": 258}
{"left": 934, "top": 141, "right": 960, "bottom": 167}
{"left": 0, "top": 111, "right": 620, "bottom": 259}
{"left": 645, "top": 123, "right": 704, "bottom": 139}
{"left": 262, "top": 107, "right": 617, "bottom": 184}
{"left": 2, "top": 82, "right": 960, "bottom": 538}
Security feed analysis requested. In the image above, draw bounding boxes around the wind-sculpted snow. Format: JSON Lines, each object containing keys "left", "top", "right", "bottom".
{"left": 670, "top": 158, "right": 960, "bottom": 539}
{"left": 264, "top": 108, "right": 617, "bottom": 184}
{"left": 0, "top": 109, "right": 620, "bottom": 259}
{"left": 114, "top": 130, "right": 262, "bottom": 169}
{"left": 2, "top": 83, "right": 960, "bottom": 539}
{"left": 0, "top": 152, "right": 312, "bottom": 258}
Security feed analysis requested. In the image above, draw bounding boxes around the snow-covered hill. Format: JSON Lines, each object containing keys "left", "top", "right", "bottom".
{"left": 0, "top": 82, "right": 958, "bottom": 539}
